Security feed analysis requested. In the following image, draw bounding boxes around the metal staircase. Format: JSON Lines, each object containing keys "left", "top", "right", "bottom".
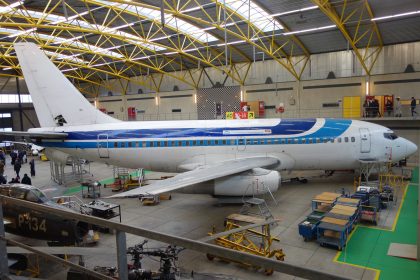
{"left": 240, "top": 180, "right": 278, "bottom": 225}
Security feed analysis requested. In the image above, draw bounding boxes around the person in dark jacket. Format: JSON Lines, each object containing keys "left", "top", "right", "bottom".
{"left": 30, "top": 159, "right": 35, "bottom": 177}
{"left": 14, "top": 159, "right": 21, "bottom": 177}
{"left": 411, "top": 97, "right": 417, "bottom": 117}
{"left": 0, "top": 175, "right": 6, "bottom": 184}
{"left": 9, "top": 176, "right": 20, "bottom": 184}
{"left": 21, "top": 173, "right": 32, "bottom": 185}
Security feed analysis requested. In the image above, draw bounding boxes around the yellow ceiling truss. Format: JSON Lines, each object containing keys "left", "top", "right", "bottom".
{"left": 0, "top": 0, "right": 256, "bottom": 94}
{"left": 311, "top": 0, "right": 383, "bottom": 75}
{"left": 106, "top": 0, "right": 311, "bottom": 80}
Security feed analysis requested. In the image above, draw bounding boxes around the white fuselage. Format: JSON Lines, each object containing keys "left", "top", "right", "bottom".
{"left": 29, "top": 118, "right": 416, "bottom": 172}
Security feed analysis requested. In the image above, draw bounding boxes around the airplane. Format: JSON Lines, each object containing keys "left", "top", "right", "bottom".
{"left": 0, "top": 184, "right": 92, "bottom": 245}
{"left": 2, "top": 141, "right": 44, "bottom": 156}
{"left": 0, "top": 42, "right": 417, "bottom": 198}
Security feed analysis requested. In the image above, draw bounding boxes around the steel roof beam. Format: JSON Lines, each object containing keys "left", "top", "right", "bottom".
{"left": 311, "top": 0, "right": 383, "bottom": 75}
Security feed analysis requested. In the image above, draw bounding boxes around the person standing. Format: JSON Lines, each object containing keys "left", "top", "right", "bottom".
{"left": 410, "top": 97, "right": 417, "bottom": 118}
{"left": 0, "top": 150, "right": 5, "bottom": 164}
{"left": 385, "top": 99, "right": 393, "bottom": 117}
{"left": 14, "top": 159, "right": 21, "bottom": 177}
{"left": 395, "top": 97, "right": 402, "bottom": 117}
{"left": 21, "top": 173, "right": 32, "bottom": 185}
{"left": 0, "top": 161, "right": 4, "bottom": 176}
{"left": 29, "top": 158, "right": 35, "bottom": 177}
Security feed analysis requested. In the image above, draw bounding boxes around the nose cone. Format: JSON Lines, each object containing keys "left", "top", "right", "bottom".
{"left": 406, "top": 140, "right": 418, "bottom": 156}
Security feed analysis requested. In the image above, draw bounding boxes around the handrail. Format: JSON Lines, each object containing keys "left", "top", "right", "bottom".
{"left": 0, "top": 195, "right": 353, "bottom": 280}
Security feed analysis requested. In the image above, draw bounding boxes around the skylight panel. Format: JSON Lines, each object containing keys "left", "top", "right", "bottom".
{"left": 0, "top": 27, "right": 124, "bottom": 59}
{"left": 0, "top": 7, "right": 165, "bottom": 52}
{"left": 44, "top": 50, "right": 87, "bottom": 64}
{"left": 223, "top": 0, "right": 283, "bottom": 32}
{"left": 94, "top": 0, "right": 218, "bottom": 43}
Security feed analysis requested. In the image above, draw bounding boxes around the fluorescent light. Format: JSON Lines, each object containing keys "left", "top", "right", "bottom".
{"left": 3, "top": 67, "right": 12, "bottom": 71}
{"left": 283, "top": 25, "right": 336, "bottom": 35}
{"left": 372, "top": 10, "right": 420, "bottom": 21}
{"left": 366, "top": 81, "right": 369, "bottom": 96}
{"left": 194, "top": 94, "right": 197, "bottom": 104}
{"left": 155, "top": 96, "right": 159, "bottom": 106}
{"left": 271, "top": 6, "right": 318, "bottom": 17}
{"left": 240, "top": 90, "right": 243, "bottom": 102}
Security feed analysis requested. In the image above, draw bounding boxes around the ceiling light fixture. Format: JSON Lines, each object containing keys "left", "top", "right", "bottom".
{"left": 372, "top": 10, "right": 420, "bottom": 21}
{"left": 282, "top": 25, "right": 336, "bottom": 35}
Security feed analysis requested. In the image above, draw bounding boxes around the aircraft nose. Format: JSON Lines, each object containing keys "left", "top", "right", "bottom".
{"left": 406, "top": 140, "right": 418, "bottom": 156}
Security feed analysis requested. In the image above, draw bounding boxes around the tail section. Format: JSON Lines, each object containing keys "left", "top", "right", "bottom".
{"left": 14, "top": 43, "right": 120, "bottom": 127}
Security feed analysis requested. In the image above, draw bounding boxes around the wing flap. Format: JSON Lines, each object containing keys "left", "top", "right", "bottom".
{"left": 109, "top": 157, "right": 279, "bottom": 198}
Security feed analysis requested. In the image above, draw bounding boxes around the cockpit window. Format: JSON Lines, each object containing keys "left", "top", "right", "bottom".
{"left": 30, "top": 189, "right": 48, "bottom": 203}
{"left": 384, "top": 132, "right": 398, "bottom": 140}
{"left": 10, "top": 188, "right": 26, "bottom": 200}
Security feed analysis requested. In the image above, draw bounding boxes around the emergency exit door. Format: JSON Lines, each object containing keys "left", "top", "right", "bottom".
{"left": 359, "top": 128, "right": 371, "bottom": 153}
{"left": 97, "top": 134, "right": 109, "bottom": 158}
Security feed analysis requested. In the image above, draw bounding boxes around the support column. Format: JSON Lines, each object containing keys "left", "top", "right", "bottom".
{"left": 116, "top": 230, "right": 128, "bottom": 280}
{"left": 16, "top": 77, "right": 23, "bottom": 131}
{"left": 0, "top": 202, "right": 9, "bottom": 277}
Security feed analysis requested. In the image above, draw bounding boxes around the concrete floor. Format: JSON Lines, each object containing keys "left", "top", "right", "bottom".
{"left": 2, "top": 157, "right": 405, "bottom": 280}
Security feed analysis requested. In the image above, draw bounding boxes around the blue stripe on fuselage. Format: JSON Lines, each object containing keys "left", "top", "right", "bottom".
{"left": 40, "top": 119, "right": 352, "bottom": 149}
{"left": 64, "top": 119, "right": 319, "bottom": 140}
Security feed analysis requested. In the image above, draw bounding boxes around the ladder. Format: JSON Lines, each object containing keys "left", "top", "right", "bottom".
{"left": 240, "top": 197, "right": 277, "bottom": 225}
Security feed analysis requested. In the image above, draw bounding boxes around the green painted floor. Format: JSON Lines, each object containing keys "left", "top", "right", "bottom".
{"left": 337, "top": 168, "right": 420, "bottom": 280}
{"left": 63, "top": 170, "right": 151, "bottom": 195}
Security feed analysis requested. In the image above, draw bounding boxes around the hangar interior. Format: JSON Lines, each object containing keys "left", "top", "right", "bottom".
{"left": 0, "top": 0, "right": 420, "bottom": 279}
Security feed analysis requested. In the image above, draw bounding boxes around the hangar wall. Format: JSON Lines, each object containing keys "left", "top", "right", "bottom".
{"left": 94, "top": 71, "right": 420, "bottom": 121}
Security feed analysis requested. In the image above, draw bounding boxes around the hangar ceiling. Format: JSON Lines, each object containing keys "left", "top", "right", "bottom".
{"left": 0, "top": 0, "right": 419, "bottom": 95}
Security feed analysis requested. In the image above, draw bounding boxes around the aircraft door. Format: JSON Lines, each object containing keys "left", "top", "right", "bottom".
{"left": 97, "top": 134, "right": 109, "bottom": 158}
{"left": 237, "top": 137, "right": 247, "bottom": 151}
{"left": 359, "top": 128, "right": 371, "bottom": 153}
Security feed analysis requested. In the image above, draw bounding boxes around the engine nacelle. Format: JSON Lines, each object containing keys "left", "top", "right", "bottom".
{"left": 45, "top": 148, "right": 71, "bottom": 164}
{"left": 214, "top": 168, "right": 281, "bottom": 196}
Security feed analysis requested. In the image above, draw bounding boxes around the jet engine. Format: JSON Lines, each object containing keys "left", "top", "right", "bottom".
{"left": 214, "top": 168, "right": 280, "bottom": 196}
{"left": 44, "top": 148, "right": 71, "bottom": 164}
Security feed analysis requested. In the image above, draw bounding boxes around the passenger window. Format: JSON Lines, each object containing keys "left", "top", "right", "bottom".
{"left": 238, "top": 139, "right": 244, "bottom": 145}
{"left": 114, "top": 142, "right": 118, "bottom": 148}
{"left": 199, "top": 140, "right": 203, "bottom": 145}
{"left": 142, "top": 142, "right": 146, "bottom": 147}
{"left": 316, "top": 138, "right": 320, "bottom": 143}
{"left": 128, "top": 142, "right": 132, "bottom": 148}
{"left": 323, "top": 138, "right": 328, "bottom": 143}
{"left": 135, "top": 142, "right": 140, "bottom": 147}
{"left": 294, "top": 139, "right": 299, "bottom": 143}
{"left": 186, "top": 141, "right": 190, "bottom": 146}
{"left": 281, "top": 139, "right": 285, "bottom": 144}
{"left": 302, "top": 138, "right": 306, "bottom": 144}
{"left": 338, "top": 138, "right": 342, "bottom": 143}
{"left": 267, "top": 139, "right": 272, "bottom": 144}
{"left": 222, "top": 140, "right": 226, "bottom": 145}
{"left": 287, "top": 139, "right": 292, "bottom": 144}
{"left": 309, "top": 138, "right": 313, "bottom": 143}
{"left": 351, "top": 137, "right": 355, "bottom": 142}
{"left": 345, "top": 137, "right": 349, "bottom": 143}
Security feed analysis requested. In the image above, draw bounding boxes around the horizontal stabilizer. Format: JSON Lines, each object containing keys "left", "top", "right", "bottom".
{"left": 0, "top": 131, "right": 67, "bottom": 139}
{"left": 108, "top": 157, "right": 279, "bottom": 198}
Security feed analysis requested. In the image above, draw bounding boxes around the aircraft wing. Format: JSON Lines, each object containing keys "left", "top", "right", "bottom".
{"left": 109, "top": 157, "right": 280, "bottom": 198}
{"left": 0, "top": 131, "right": 67, "bottom": 139}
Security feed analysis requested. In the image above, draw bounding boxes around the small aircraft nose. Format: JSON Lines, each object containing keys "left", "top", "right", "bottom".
{"left": 406, "top": 140, "right": 418, "bottom": 156}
